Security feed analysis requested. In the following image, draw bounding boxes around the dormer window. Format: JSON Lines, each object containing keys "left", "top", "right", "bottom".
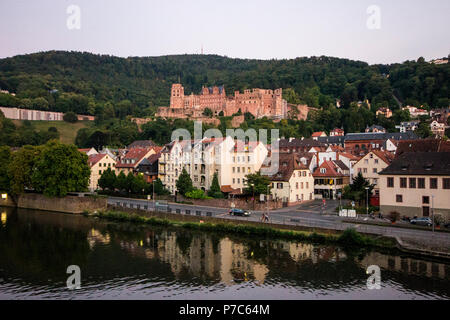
{"left": 320, "top": 168, "right": 326, "bottom": 174}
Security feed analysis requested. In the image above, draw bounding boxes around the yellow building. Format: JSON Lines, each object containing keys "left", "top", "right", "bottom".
{"left": 352, "top": 150, "right": 394, "bottom": 195}
{"left": 88, "top": 153, "right": 117, "bottom": 191}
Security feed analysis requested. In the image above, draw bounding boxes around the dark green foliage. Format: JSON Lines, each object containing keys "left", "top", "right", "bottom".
{"left": 0, "top": 51, "right": 447, "bottom": 119}
{"left": 153, "top": 178, "right": 170, "bottom": 196}
{"left": 208, "top": 172, "right": 224, "bottom": 198}
{"left": 243, "top": 172, "right": 271, "bottom": 196}
{"left": 0, "top": 146, "right": 11, "bottom": 192}
{"left": 63, "top": 111, "right": 78, "bottom": 123}
{"left": 98, "top": 168, "right": 116, "bottom": 191}
{"left": 415, "top": 121, "right": 433, "bottom": 138}
{"left": 0, "top": 116, "right": 60, "bottom": 147}
{"left": 31, "top": 140, "right": 90, "bottom": 197}
{"left": 343, "top": 172, "right": 374, "bottom": 206}
{"left": 176, "top": 168, "right": 193, "bottom": 196}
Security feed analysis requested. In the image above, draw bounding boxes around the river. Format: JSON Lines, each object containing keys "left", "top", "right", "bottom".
{"left": 0, "top": 207, "right": 449, "bottom": 300}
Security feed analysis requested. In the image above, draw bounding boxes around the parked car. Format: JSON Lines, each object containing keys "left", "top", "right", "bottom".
{"left": 410, "top": 217, "right": 433, "bottom": 227}
{"left": 229, "top": 208, "right": 251, "bottom": 217}
{"left": 444, "top": 223, "right": 450, "bottom": 229}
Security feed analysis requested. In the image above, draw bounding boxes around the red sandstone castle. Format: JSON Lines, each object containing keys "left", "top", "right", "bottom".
{"left": 156, "top": 83, "right": 288, "bottom": 120}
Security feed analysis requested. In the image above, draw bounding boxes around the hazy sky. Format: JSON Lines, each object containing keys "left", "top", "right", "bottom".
{"left": 0, "top": 0, "right": 449, "bottom": 64}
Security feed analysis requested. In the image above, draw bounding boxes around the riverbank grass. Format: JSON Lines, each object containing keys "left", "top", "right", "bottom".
{"left": 91, "top": 210, "right": 396, "bottom": 249}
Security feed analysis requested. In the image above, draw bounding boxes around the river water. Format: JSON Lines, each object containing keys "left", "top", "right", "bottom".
{"left": 0, "top": 207, "right": 449, "bottom": 300}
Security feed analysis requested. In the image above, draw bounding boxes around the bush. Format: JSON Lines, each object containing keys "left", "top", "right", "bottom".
{"left": 63, "top": 111, "right": 78, "bottom": 123}
{"left": 185, "top": 188, "right": 211, "bottom": 199}
{"left": 338, "top": 228, "right": 371, "bottom": 247}
{"left": 389, "top": 211, "right": 400, "bottom": 222}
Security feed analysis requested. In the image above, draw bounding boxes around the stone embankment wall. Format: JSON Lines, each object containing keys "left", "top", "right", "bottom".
{"left": 176, "top": 195, "right": 308, "bottom": 211}
{"left": 1, "top": 193, "right": 107, "bottom": 214}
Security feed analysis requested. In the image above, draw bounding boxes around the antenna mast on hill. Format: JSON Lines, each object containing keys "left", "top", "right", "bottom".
{"left": 201, "top": 44, "right": 204, "bottom": 55}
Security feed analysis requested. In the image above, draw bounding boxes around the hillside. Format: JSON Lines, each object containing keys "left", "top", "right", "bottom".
{"left": 0, "top": 51, "right": 448, "bottom": 119}
{"left": 12, "top": 120, "right": 94, "bottom": 145}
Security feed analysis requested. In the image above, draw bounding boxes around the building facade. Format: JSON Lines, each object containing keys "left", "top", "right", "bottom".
{"left": 158, "top": 137, "right": 268, "bottom": 195}
{"left": 352, "top": 150, "right": 394, "bottom": 195}
{"left": 379, "top": 152, "right": 450, "bottom": 220}
{"left": 88, "top": 153, "right": 117, "bottom": 191}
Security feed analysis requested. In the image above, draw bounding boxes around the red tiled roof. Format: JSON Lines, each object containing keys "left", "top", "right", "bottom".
{"left": 312, "top": 131, "right": 326, "bottom": 137}
{"left": 117, "top": 148, "right": 149, "bottom": 168}
{"left": 313, "top": 160, "right": 344, "bottom": 177}
{"left": 371, "top": 149, "right": 394, "bottom": 164}
{"left": 88, "top": 154, "right": 106, "bottom": 167}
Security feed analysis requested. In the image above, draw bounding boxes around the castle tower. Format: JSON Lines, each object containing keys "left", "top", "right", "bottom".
{"left": 170, "top": 84, "right": 185, "bottom": 109}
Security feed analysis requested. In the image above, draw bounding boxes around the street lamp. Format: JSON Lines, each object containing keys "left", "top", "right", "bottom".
{"left": 365, "top": 187, "right": 369, "bottom": 216}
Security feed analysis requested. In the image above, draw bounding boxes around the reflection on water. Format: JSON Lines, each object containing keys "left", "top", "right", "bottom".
{"left": 0, "top": 207, "right": 449, "bottom": 300}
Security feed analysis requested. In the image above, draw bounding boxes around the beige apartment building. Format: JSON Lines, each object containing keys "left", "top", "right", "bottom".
{"left": 266, "top": 153, "right": 315, "bottom": 205}
{"left": 159, "top": 136, "right": 268, "bottom": 195}
{"left": 379, "top": 152, "right": 450, "bottom": 220}
{"left": 352, "top": 150, "right": 394, "bottom": 195}
{"left": 88, "top": 153, "right": 117, "bottom": 191}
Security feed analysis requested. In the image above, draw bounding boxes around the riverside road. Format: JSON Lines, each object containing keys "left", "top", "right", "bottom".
{"left": 107, "top": 197, "right": 450, "bottom": 253}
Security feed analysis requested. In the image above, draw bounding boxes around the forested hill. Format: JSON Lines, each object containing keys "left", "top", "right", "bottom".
{"left": 0, "top": 51, "right": 448, "bottom": 117}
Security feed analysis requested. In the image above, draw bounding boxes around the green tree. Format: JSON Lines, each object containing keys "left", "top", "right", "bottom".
{"left": 116, "top": 171, "right": 128, "bottom": 192}
{"left": 243, "top": 172, "right": 271, "bottom": 196}
{"left": 343, "top": 172, "right": 374, "bottom": 206}
{"left": 153, "top": 178, "right": 170, "bottom": 195}
{"left": 63, "top": 111, "right": 78, "bottom": 123}
{"left": 31, "top": 141, "right": 90, "bottom": 197}
{"left": 131, "top": 173, "right": 148, "bottom": 195}
{"left": 0, "top": 146, "right": 11, "bottom": 192}
{"left": 208, "top": 172, "right": 224, "bottom": 198}
{"left": 415, "top": 122, "right": 433, "bottom": 138}
{"left": 98, "top": 168, "right": 117, "bottom": 191}
{"left": 176, "top": 168, "right": 193, "bottom": 196}
{"left": 203, "top": 108, "right": 213, "bottom": 117}
{"left": 8, "top": 145, "right": 42, "bottom": 195}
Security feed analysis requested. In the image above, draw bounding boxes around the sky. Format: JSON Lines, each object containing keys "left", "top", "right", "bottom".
{"left": 0, "top": 0, "right": 449, "bottom": 64}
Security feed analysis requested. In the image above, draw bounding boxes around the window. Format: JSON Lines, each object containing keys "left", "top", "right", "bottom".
{"left": 232, "top": 178, "right": 235, "bottom": 184}
{"left": 444, "top": 178, "right": 450, "bottom": 189}
{"left": 400, "top": 178, "right": 407, "bottom": 188}
{"left": 373, "top": 168, "right": 377, "bottom": 173}
{"left": 363, "top": 168, "right": 367, "bottom": 173}
{"left": 422, "top": 196, "right": 430, "bottom": 204}
{"left": 418, "top": 178, "right": 425, "bottom": 189}
{"left": 306, "top": 182, "right": 309, "bottom": 189}
{"left": 237, "top": 178, "right": 240, "bottom": 184}
{"left": 387, "top": 177, "right": 394, "bottom": 188}
{"left": 430, "top": 178, "right": 438, "bottom": 189}
{"left": 375, "top": 159, "right": 379, "bottom": 164}
{"left": 409, "top": 178, "right": 416, "bottom": 189}
{"left": 232, "top": 167, "right": 235, "bottom": 173}
{"left": 237, "top": 167, "right": 240, "bottom": 173}
{"left": 296, "top": 182, "right": 299, "bottom": 189}
{"left": 396, "top": 195, "right": 403, "bottom": 203}
{"left": 364, "top": 159, "right": 368, "bottom": 164}
{"left": 99, "top": 170, "right": 102, "bottom": 174}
